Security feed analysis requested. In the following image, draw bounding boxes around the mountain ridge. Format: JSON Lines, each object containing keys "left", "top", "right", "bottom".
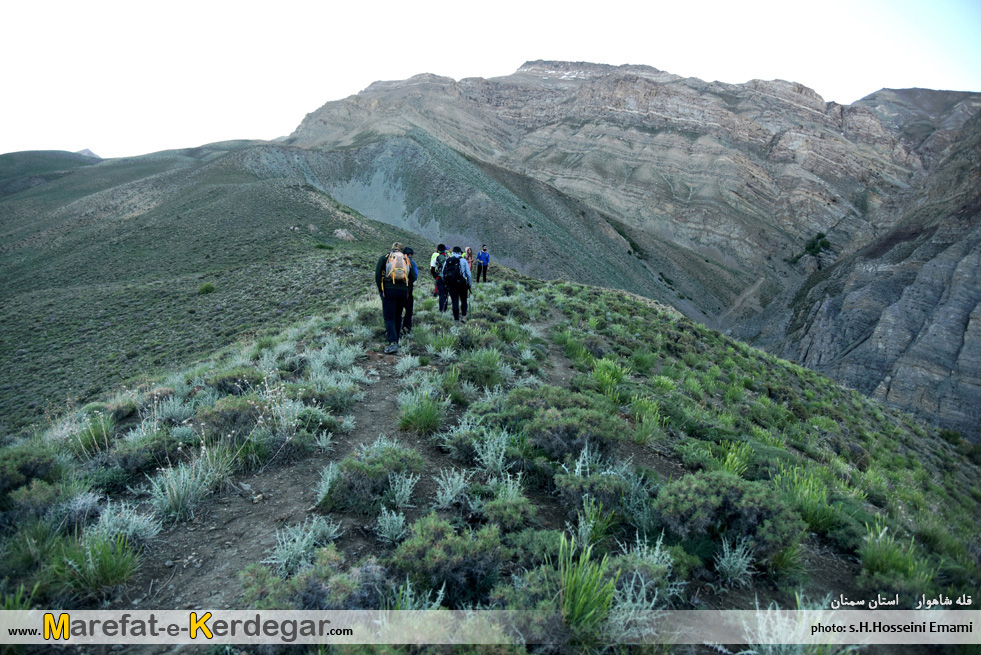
{"left": 284, "top": 60, "right": 980, "bottom": 438}
{"left": 2, "top": 60, "right": 979, "bottom": 440}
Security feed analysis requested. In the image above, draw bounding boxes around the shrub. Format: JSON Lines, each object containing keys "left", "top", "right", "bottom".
{"left": 714, "top": 537, "right": 755, "bottom": 589}
{"left": 390, "top": 513, "right": 505, "bottom": 607}
{"left": 394, "top": 355, "right": 420, "bottom": 375}
{"left": 553, "top": 470, "right": 632, "bottom": 517}
{"left": 198, "top": 282, "right": 216, "bottom": 294}
{"left": 460, "top": 347, "right": 506, "bottom": 389}
{"left": 556, "top": 535, "right": 618, "bottom": 644}
{"left": 473, "top": 428, "right": 513, "bottom": 476}
{"left": 675, "top": 440, "right": 714, "bottom": 471}
{"left": 8, "top": 479, "right": 61, "bottom": 517}
{"left": 507, "top": 529, "right": 563, "bottom": 569}
{"left": 318, "top": 435, "right": 423, "bottom": 513}
{"left": 113, "top": 425, "right": 180, "bottom": 476}
{"left": 70, "top": 413, "right": 117, "bottom": 459}
{"left": 654, "top": 470, "right": 805, "bottom": 562}
{"left": 620, "top": 470, "right": 662, "bottom": 539}
{"left": 858, "top": 518, "right": 936, "bottom": 597}
{"left": 205, "top": 367, "right": 265, "bottom": 396}
{"left": 482, "top": 473, "right": 536, "bottom": 532}
{"left": 523, "top": 405, "right": 624, "bottom": 461}
{"left": 295, "top": 405, "right": 341, "bottom": 435}
{"left": 197, "top": 394, "right": 265, "bottom": 438}
{"left": 147, "top": 460, "right": 213, "bottom": 522}
{"left": 592, "top": 357, "right": 631, "bottom": 404}
{"left": 615, "top": 533, "right": 677, "bottom": 595}
{"left": 607, "top": 534, "right": 684, "bottom": 642}
{"left": 264, "top": 516, "right": 344, "bottom": 578}
{"left": 384, "top": 471, "right": 419, "bottom": 510}
{"left": 54, "top": 491, "right": 102, "bottom": 535}
{"left": 52, "top": 534, "right": 138, "bottom": 599}
{"left": 388, "top": 577, "right": 446, "bottom": 610}
{"left": 397, "top": 391, "right": 448, "bottom": 434}
{"left": 86, "top": 500, "right": 162, "bottom": 548}
{"left": 0, "top": 443, "right": 58, "bottom": 499}
{"left": 773, "top": 465, "right": 843, "bottom": 535}
{"left": 432, "top": 468, "right": 472, "bottom": 510}
{"left": 566, "top": 496, "right": 617, "bottom": 551}
{"left": 155, "top": 395, "right": 196, "bottom": 425}
{"left": 290, "top": 552, "right": 390, "bottom": 611}
{"left": 376, "top": 508, "right": 408, "bottom": 546}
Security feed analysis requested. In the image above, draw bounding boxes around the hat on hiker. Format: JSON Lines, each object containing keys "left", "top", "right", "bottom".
{"left": 391, "top": 242, "right": 403, "bottom": 252}
{"left": 404, "top": 247, "right": 414, "bottom": 256}
{"left": 452, "top": 246, "right": 462, "bottom": 254}
{"left": 437, "top": 243, "right": 446, "bottom": 252}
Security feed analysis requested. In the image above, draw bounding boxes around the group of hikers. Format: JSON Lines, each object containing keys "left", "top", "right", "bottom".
{"left": 374, "top": 242, "right": 492, "bottom": 354}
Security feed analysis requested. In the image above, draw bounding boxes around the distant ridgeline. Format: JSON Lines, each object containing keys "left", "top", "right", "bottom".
{"left": 1, "top": 63, "right": 979, "bottom": 443}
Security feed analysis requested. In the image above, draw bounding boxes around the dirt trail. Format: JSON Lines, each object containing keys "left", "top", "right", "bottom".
{"left": 115, "top": 313, "right": 571, "bottom": 615}
{"left": 112, "top": 352, "right": 395, "bottom": 612}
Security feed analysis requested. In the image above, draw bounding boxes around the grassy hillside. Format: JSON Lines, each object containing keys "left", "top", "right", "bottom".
{"left": 1, "top": 267, "right": 977, "bottom": 651}
{"left": 0, "top": 151, "right": 101, "bottom": 199}
{"left": 0, "top": 147, "right": 423, "bottom": 433}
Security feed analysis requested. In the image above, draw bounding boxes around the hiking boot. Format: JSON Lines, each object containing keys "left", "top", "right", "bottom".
{"left": 384, "top": 343, "right": 399, "bottom": 354}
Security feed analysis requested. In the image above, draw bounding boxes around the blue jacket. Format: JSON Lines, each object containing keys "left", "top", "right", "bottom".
{"left": 476, "top": 250, "right": 490, "bottom": 266}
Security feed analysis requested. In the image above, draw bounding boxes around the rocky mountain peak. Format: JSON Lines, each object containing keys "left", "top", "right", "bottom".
{"left": 515, "top": 59, "right": 680, "bottom": 85}
{"left": 283, "top": 60, "right": 980, "bottom": 438}
{"left": 362, "top": 73, "right": 458, "bottom": 94}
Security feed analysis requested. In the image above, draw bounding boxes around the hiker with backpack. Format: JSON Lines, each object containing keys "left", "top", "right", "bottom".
{"left": 375, "top": 242, "right": 417, "bottom": 354}
{"left": 430, "top": 244, "right": 450, "bottom": 313}
{"left": 402, "top": 247, "right": 418, "bottom": 336}
{"left": 475, "top": 244, "right": 490, "bottom": 283}
{"left": 441, "top": 246, "right": 472, "bottom": 322}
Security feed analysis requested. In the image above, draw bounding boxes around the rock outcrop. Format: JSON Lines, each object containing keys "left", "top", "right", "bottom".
{"left": 285, "top": 62, "right": 981, "bottom": 438}
{"left": 734, "top": 111, "right": 981, "bottom": 439}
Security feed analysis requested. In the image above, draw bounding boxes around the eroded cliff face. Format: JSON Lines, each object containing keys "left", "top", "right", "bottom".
{"left": 289, "top": 61, "right": 939, "bottom": 319}
{"left": 737, "top": 112, "right": 981, "bottom": 439}
{"left": 287, "top": 61, "right": 981, "bottom": 438}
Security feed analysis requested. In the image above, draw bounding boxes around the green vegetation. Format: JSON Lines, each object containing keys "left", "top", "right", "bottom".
{"left": 787, "top": 232, "right": 833, "bottom": 264}
{"left": 0, "top": 258, "right": 977, "bottom": 650}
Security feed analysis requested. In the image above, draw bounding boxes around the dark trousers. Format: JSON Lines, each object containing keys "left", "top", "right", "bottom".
{"left": 436, "top": 278, "right": 448, "bottom": 312}
{"left": 475, "top": 263, "right": 488, "bottom": 283}
{"left": 404, "top": 293, "right": 414, "bottom": 333}
{"left": 382, "top": 292, "right": 409, "bottom": 344}
{"left": 448, "top": 286, "right": 469, "bottom": 321}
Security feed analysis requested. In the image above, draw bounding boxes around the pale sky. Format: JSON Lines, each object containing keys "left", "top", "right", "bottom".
{"left": 2, "top": 0, "right": 979, "bottom": 159}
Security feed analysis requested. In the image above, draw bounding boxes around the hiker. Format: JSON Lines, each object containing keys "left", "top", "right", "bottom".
{"left": 402, "top": 247, "right": 418, "bottom": 336}
{"left": 375, "top": 242, "right": 416, "bottom": 354}
{"left": 429, "top": 243, "right": 449, "bottom": 313}
{"left": 475, "top": 244, "right": 490, "bottom": 283}
{"left": 465, "top": 246, "right": 476, "bottom": 272}
{"left": 441, "top": 246, "right": 472, "bottom": 322}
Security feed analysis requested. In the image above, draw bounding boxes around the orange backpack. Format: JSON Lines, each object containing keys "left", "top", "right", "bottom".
{"left": 384, "top": 251, "right": 410, "bottom": 287}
